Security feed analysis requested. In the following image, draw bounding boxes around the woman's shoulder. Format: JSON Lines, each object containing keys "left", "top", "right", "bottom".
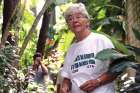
{"left": 91, "top": 32, "right": 109, "bottom": 40}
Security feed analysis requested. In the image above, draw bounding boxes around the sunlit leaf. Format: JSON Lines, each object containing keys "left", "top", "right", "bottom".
{"left": 58, "top": 31, "right": 74, "bottom": 53}
{"left": 23, "top": 9, "right": 35, "bottom": 24}
{"left": 97, "top": 9, "right": 106, "bottom": 19}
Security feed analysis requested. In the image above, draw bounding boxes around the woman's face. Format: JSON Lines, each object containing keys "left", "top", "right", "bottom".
{"left": 66, "top": 11, "right": 89, "bottom": 34}
{"left": 34, "top": 57, "right": 42, "bottom": 65}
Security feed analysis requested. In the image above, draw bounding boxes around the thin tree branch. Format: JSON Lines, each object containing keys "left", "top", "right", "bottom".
{"left": 19, "top": 0, "right": 53, "bottom": 57}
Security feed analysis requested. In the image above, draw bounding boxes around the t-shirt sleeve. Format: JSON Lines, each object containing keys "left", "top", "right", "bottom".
{"left": 102, "top": 35, "right": 114, "bottom": 49}
{"left": 96, "top": 35, "right": 114, "bottom": 52}
{"left": 103, "top": 36, "right": 114, "bottom": 64}
{"left": 103, "top": 36, "right": 115, "bottom": 65}
{"left": 96, "top": 35, "right": 115, "bottom": 71}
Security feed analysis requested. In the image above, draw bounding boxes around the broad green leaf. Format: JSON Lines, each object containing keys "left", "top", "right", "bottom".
{"left": 95, "top": 48, "right": 136, "bottom": 76}
{"left": 95, "top": 48, "right": 135, "bottom": 61}
{"left": 95, "top": 48, "right": 131, "bottom": 61}
{"left": 111, "top": 37, "right": 130, "bottom": 54}
{"left": 97, "top": 9, "right": 106, "bottom": 19}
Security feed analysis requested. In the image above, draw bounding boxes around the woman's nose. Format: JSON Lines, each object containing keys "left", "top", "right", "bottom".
{"left": 72, "top": 17, "right": 78, "bottom": 22}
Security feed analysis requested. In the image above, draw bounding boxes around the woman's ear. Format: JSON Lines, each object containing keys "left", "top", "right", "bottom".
{"left": 86, "top": 21, "right": 90, "bottom": 28}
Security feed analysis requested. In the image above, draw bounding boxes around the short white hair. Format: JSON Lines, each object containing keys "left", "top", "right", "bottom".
{"left": 64, "top": 3, "right": 90, "bottom": 20}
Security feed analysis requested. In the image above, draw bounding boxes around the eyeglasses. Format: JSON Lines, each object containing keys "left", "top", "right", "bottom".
{"left": 66, "top": 13, "right": 87, "bottom": 22}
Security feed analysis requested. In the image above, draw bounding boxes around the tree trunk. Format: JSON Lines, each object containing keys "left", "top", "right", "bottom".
{"left": 126, "top": 0, "right": 140, "bottom": 62}
{"left": 19, "top": 0, "right": 53, "bottom": 57}
{"left": 36, "top": 10, "right": 51, "bottom": 55}
{"left": 0, "top": 0, "right": 2, "bottom": 5}
{"left": 1, "top": 0, "right": 19, "bottom": 46}
{"left": 126, "top": 0, "right": 140, "bottom": 47}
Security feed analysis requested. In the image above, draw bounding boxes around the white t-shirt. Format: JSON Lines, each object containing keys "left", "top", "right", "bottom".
{"left": 61, "top": 32, "right": 115, "bottom": 93}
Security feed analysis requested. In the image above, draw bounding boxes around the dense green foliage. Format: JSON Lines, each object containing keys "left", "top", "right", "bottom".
{"left": 0, "top": 0, "right": 140, "bottom": 92}
{"left": 0, "top": 46, "right": 24, "bottom": 92}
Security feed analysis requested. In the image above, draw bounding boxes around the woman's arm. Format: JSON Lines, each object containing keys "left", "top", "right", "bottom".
{"left": 80, "top": 72, "right": 117, "bottom": 92}
{"left": 61, "top": 78, "right": 71, "bottom": 93}
{"left": 96, "top": 72, "right": 117, "bottom": 85}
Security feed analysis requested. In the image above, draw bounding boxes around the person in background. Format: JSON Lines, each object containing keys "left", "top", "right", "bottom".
{"left": 61, "top": 3, "right": 117, "bottom": 93}
{"left": 28, "top": 52, "right": 48, "bottom": 92}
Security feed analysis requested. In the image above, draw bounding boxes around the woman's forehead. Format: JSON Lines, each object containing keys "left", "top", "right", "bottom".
{"left": 68, "top": 10, "right": 84, "bottom": 16}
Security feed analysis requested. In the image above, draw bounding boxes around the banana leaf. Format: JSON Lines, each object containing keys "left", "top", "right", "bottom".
{"left": 95, "top": 48, "right": 134, "bottom": 61}
{"left": 95, "top": 48, "right": 136, "bottom": 75}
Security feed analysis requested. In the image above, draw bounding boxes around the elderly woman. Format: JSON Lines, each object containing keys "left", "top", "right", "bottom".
{"left": 61, "top": 3, "right": 117, "bottom": 93}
